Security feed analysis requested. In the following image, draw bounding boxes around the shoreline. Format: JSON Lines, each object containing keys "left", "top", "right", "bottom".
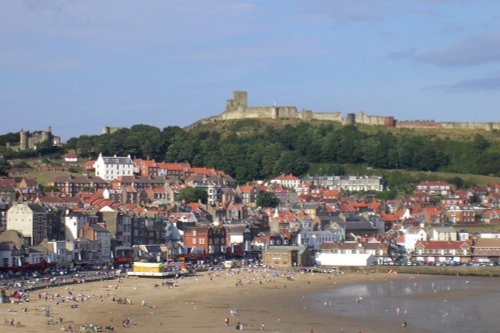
{"left": 1, "top": 267, "right": 450, "bottom": 333}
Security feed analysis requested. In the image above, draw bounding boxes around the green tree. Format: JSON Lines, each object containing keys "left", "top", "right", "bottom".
{"left": 476, "top": 152, "right": 500, "bottom": 176}
{"left": 448, "top": 176, "right": 464, "bottom": 189}
{"left": 472, "top": 134, "right": 490, "bottom": 151}
{"left": 256, "top": 191, "right": 280, "bottom": 208}
{"left": 0, "top": 157, "right": 9, "bottom": 176}
{"left": 178, "top": 187, "right": 208, "bottom": 204}
{"left": 273, "top": 151, "right": 308, "bottom": 176}
{"left": 0, "top": 132, "right": 19, "bottom": 146}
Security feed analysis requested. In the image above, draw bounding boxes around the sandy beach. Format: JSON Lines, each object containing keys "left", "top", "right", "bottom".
{"left": 0, "top": 268, "right": 449, "bottom": 333}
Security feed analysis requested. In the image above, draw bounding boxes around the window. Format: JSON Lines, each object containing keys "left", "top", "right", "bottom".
{"left": 199, "top": 238, "right": 205, "bottom": 245}
{"left": 193, "top": 238, "right": 197, "bottom": 245}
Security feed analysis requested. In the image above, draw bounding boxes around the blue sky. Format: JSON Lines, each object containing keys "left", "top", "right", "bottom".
{"left": 1, "top": 0, "right": 500, "bottom": 140}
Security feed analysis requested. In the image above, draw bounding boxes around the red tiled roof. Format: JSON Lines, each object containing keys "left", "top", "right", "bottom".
{"left": 272, "top": 174, "right": 300, "bottom": 181}
{"left": 83, "top": 160, "right": 95, "bottom": 169}
{"left": 381, "top": 213, "right": 398, "bottom": 222}
{"left": 0, "top": 178, "right": 15, "bottom": 187}
{"left": 157, "top": 163, "right": 189, "bottom": 171}
{"left": 190, "top": 167, "right": 217, "bottom": 175}
{"left": 323, "top": 189, "right": 340, "bottom": 198}
{"left": 238, "top": 185, "right": 253, "bottom": 193}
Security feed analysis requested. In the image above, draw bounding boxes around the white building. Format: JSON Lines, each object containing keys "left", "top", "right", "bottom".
{"left": 303, "top": 175, "right": 385, "bottom": 192}
{"left": 269, "top": 174, "right": 301, "bottom": 189}
{"left": 93, "top": 153, "right": 135, "bottom": 181}
{"left": 298, "top": 230, "right": 343, "bottom": 251}
{"left": 402, "top": 226, "right": 427, "bottom": 252}
{"left": 429, "top": 227, "right": 457, "bottom": 241}
{"left": 65, "top": 212, "right": 89, "bottom": 251}
{"left": 6, "top": 203, "right": 48, "bottom": 246}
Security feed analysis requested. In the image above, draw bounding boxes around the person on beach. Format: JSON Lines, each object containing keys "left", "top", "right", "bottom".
{"left": 225, "top": 317, "right": 230, "bottom": 326}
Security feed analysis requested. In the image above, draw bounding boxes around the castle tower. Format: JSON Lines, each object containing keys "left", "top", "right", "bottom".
{"left": 233, "top": 91, "right": 248, "bottom": 108}
{"left": 271, "top": 107, "right": 279, "bottom": 119}
{"left": 41, "top": 130, "right": 49, "bottom": 142}
{"left": 225, "top": 91, "right": 248, "bottom": 113}
{"left": 345, "top": 113, "right": 356, "bottom": 126}
{"left": 19, "top": 129, "right": 28, "bottom": 151}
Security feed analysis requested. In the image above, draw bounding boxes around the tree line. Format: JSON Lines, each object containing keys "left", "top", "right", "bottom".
{"left": 1, "top": 121, "right": 499, "bottom": 183}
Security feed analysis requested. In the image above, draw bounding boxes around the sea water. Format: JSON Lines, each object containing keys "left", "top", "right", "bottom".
{"left": 310, "top": 276, "right": 500, "bottom": 333}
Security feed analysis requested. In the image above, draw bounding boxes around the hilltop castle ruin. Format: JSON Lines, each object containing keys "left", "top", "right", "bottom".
{"left": 6, "top": 127, "right": 61, "bottom": 151}
{"left": 190, "top": 91, "right": 499, "bottom": 131}
{"left": 220, "top": 90, "right": 395, "bottom": 127}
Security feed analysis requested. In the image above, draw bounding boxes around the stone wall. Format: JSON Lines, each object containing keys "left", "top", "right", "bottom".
{"left": 220, "top": 106, "right": 275, "bottom": 120}
{"left": 441, "top": 122, "right": 499, "bottom": 131}
{"left": 188, "top": 91, "right": 500, "bottom": 132}
{"left": 311, "top": 112, "right": 343, "bottom": 123}
{"left": 396, "top": 121, "right": 500, "bottom": 131}
{"left": 355, "top": 112, "right": 388, "bottom": 126}
{"left": 275, "top": 107, "right": 300, "bottom": 119}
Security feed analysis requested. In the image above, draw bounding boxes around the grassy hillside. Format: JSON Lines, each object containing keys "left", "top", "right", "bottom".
{"left": 14, "top": 170, "right": 79, "bottom": 186}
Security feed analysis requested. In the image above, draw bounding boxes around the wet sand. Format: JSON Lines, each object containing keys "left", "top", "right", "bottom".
{"left": 0, "top": 268, "right": 444, "bottom": 333}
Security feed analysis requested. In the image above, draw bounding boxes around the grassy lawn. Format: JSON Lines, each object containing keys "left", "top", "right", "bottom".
{"left": 15, "top": 170, "right": 79, "bottom": 186}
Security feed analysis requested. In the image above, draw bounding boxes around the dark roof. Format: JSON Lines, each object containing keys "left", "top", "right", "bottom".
{"left": 102, "top": 156, "right": 133, "bottom": 165}
{"left": 27, "top": 203, "right": 48, "bottom": 214}
{"left": 91, "top": 224, "right": 110, "bottom": 233}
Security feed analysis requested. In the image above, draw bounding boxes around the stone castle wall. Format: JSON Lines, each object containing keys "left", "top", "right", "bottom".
{"left": 275, "top": 107, "right": 300, "bottom": 119}
{"left": 311, "top": 112, "right": 343, "bottom": 122}
{"left": 219, "top": 106, "right": 278, "bottom": 120}
{"left": 441, "top": 122, "right": 499, "bottom": 131}
{"left": 189, "top": 91, "right": 500, "bottom": 131}
{"left": 355, "top": 112, "right": 387, "bottom": 126}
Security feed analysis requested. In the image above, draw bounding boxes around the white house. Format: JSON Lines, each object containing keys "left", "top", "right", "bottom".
{"left": 93, "top": 153, "right": 136, "bottom": 181}
{"left": 403, "top": 226, "right": 427, "bottom": 252}
{"left": 429, "top": 227, "right": 457, "bottom": 241}
{"left": 65, "top": 212, "right": 89, "bottom": 251}
{"left": 64, "top": 153, "right": 78, "bottom": 163}
{"left": 269, "top": 174, "right": 301, "bottom": 189}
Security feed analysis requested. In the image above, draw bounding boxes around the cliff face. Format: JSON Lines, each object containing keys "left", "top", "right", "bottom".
{"left": 186, "top": 91, "right": 500, "bottom": 131}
